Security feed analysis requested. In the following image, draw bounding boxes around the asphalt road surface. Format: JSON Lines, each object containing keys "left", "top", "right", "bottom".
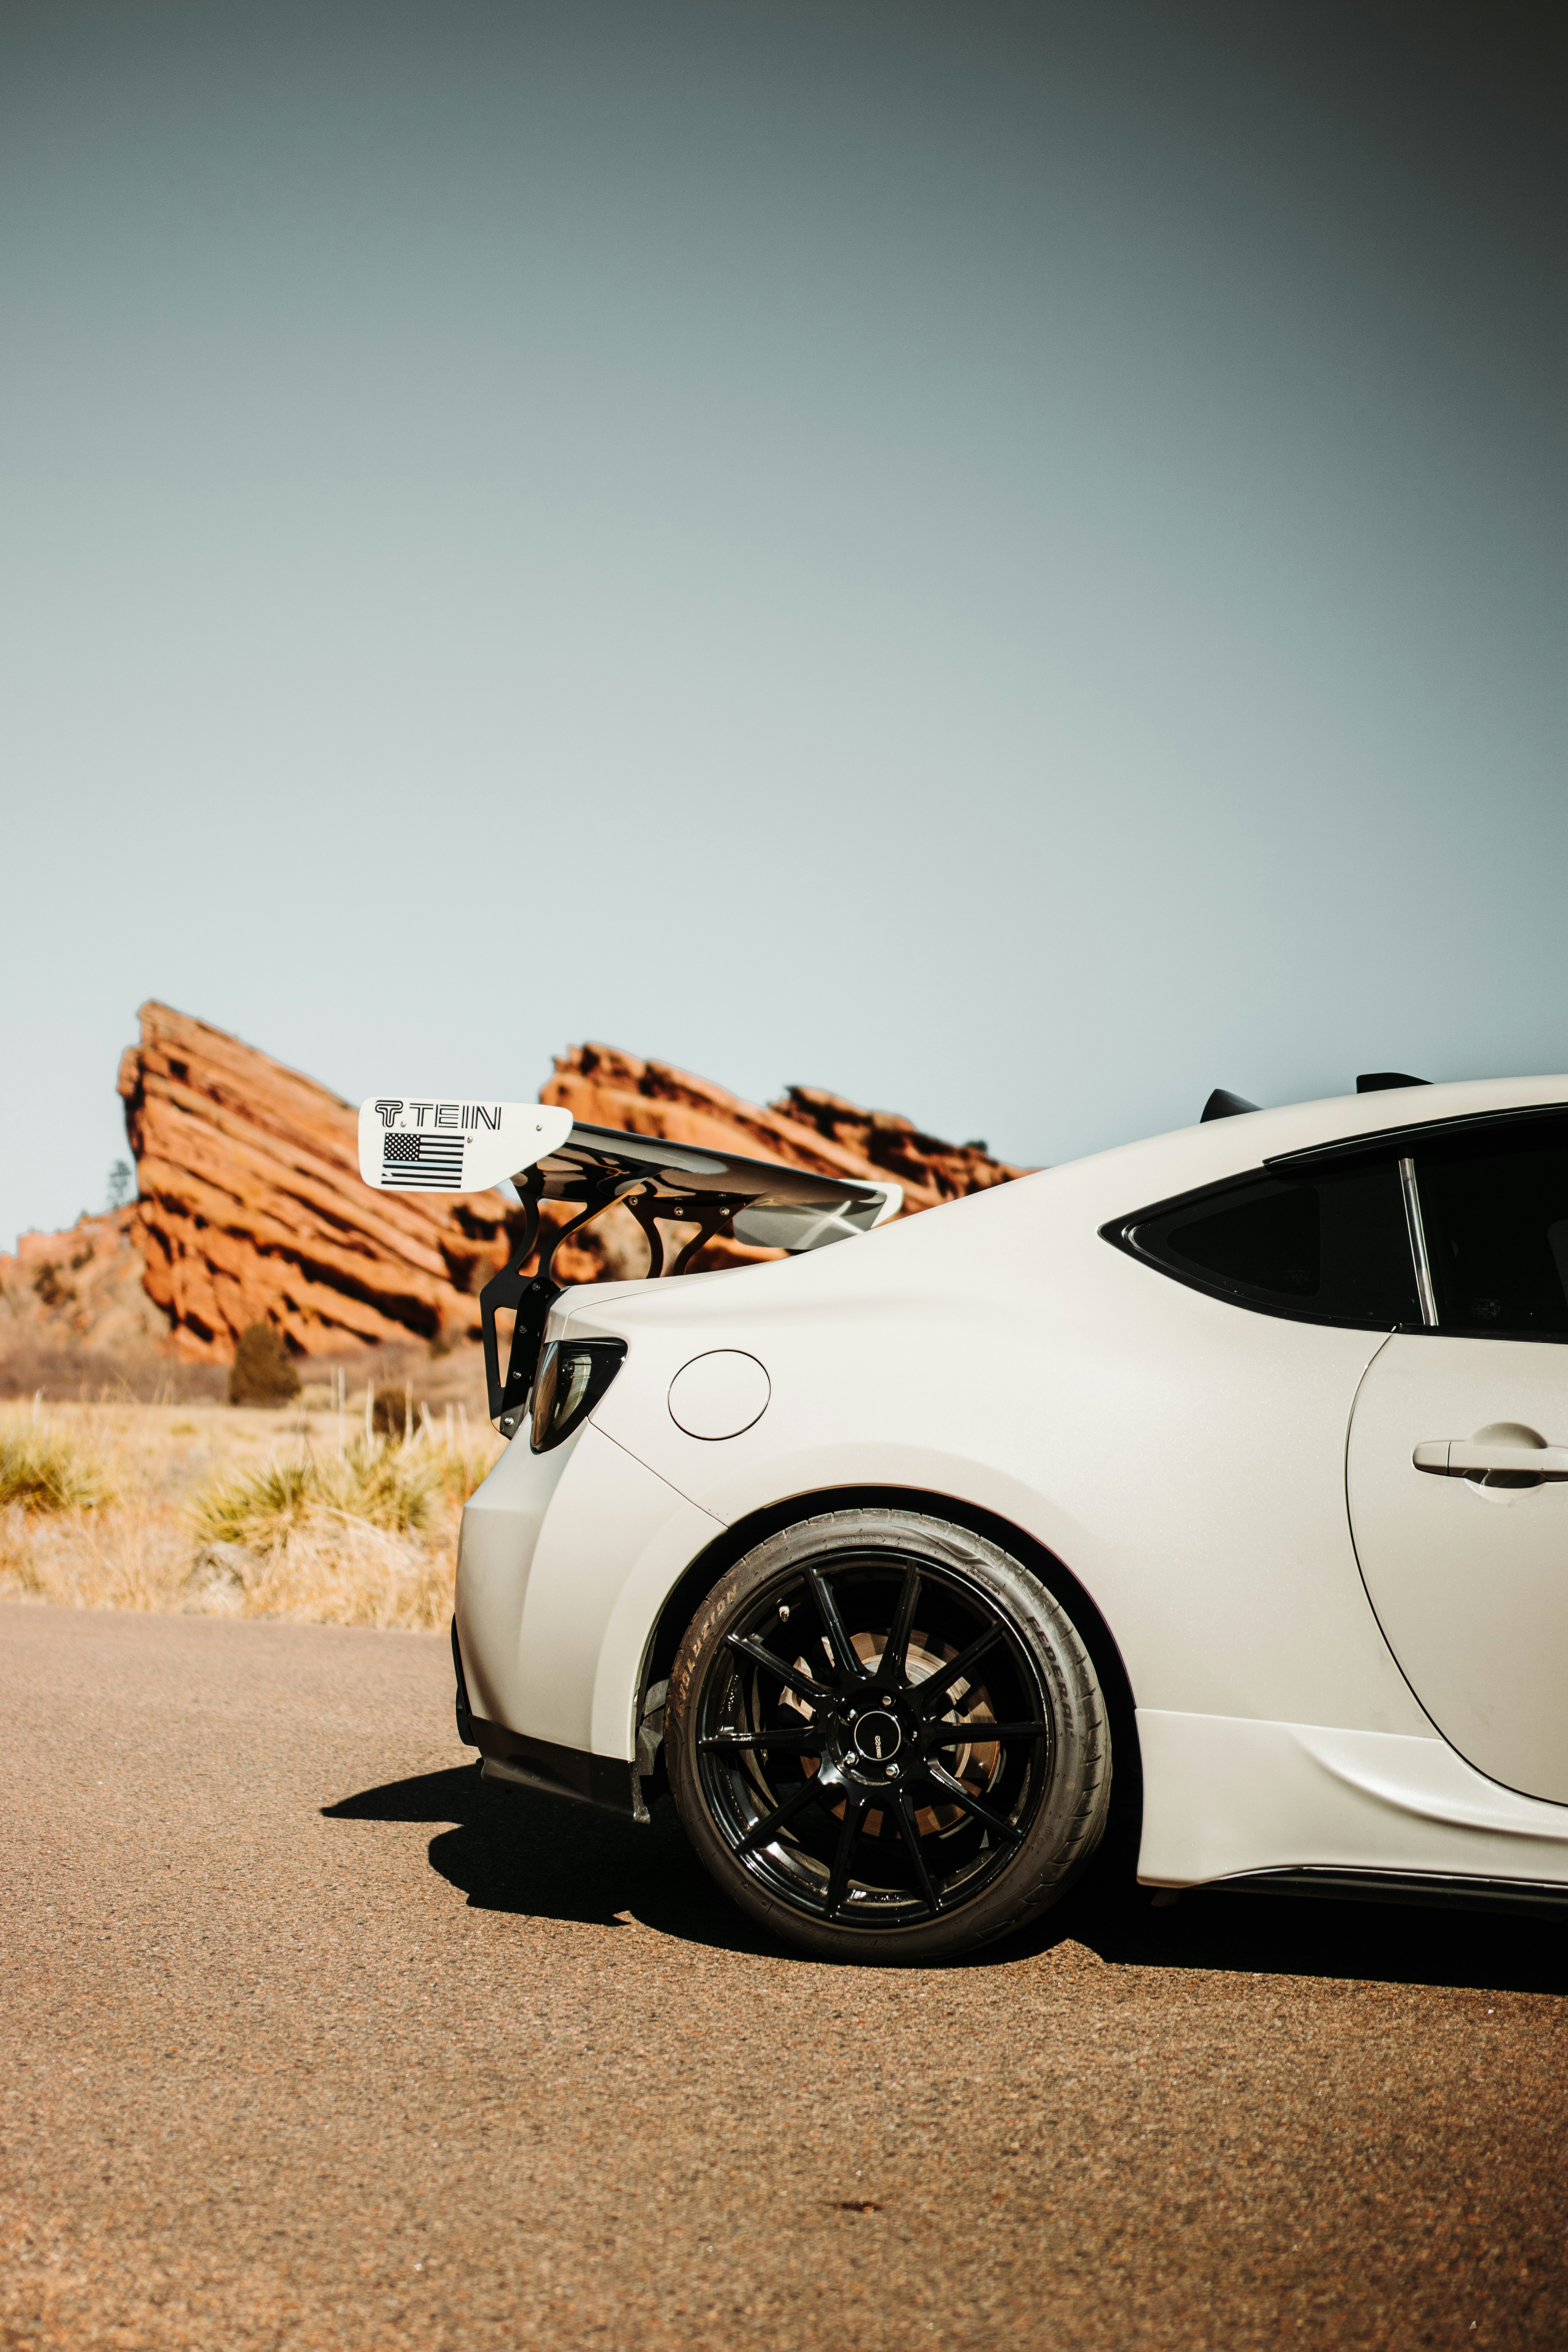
{"left": 3, "top": 1602, "right": 1566, "bottom": 2352}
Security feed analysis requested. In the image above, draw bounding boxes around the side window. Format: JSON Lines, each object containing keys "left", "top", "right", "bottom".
{"left": 1124, "top": 1159, "right": 1419, "bottom": 1327}
{"left": 1415, "top": 1117, "right": 1568, "bottom": 1338}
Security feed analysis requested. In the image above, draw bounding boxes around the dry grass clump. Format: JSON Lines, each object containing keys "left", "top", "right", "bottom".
{"left": 192, "top": 1436, "right": 445, "bottom": 1550}
{"left": 189, "top": 1516, "right": 457, "bottom": 1632}
{"left": 0, "top": 1402, "right": 501, "bottom": 1631}
{"left": 185, "top": 1435, "right": 463, "bottom": 1630}
{"left": 0, "top": 1402, "right": 181, "bottom": 1612}
{"left": 0, "top": 1407, "right": 116, "bottom": 1513}
{"left": 7, "top": 1505, "right": 193, "bottom": 1614}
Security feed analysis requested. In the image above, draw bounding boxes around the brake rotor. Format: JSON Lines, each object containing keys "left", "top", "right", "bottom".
{"left": 777, "top": 1627, "right": 1003, "bottom": 1838}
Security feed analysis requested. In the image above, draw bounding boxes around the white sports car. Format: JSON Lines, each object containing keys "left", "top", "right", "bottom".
{"left": 364, "top": 1074, "right": 1568, "bottom": 1961}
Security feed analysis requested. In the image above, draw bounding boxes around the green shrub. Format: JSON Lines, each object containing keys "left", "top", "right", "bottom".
{"left": 31, "top": 1262, "right": 74, "bottom": 1310}
{"left": 371, "top": 1386, "right": 413, "bottom": 1438}
{"left": 229, "top": 1323, "right": 301, "bottom": 1408}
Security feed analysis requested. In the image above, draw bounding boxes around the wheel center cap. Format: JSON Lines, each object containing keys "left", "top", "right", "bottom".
{"left": 851, "top": 1709, "right": 902, "bottom": 1764}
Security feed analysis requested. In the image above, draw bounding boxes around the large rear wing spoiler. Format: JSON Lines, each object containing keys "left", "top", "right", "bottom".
{"left": 358, "top": 1098, "right": 900, "bottom": 1429}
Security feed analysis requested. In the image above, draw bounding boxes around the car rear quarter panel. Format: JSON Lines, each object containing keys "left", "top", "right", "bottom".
{"left": 574, "top": 1150, "right": 1430, "bottom": 1739}
{"left": 459, "top": 1420, "right": 722, "bottom": 1756}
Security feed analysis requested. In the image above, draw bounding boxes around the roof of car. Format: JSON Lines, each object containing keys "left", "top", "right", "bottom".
{"left": 1064, "top": 1073, "right": 1568, "bottom": 1230}
{"left": 553, "top": 1075, "right": 1568, "bottom": 1334}
{"left": 1198, "top": 1074, "right": 1568, "bottom": 1158}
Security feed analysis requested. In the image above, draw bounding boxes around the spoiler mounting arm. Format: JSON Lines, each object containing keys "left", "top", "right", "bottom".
{"left": 480, "top": 1175, "right": 640, "bottom": 1431}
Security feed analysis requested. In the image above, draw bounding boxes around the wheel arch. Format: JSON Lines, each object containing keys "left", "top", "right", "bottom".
{"left": 636, "top": 1483, "right": 1142, "bottom": 1841}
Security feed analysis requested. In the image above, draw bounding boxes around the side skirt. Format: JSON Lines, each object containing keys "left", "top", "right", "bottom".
{"left": 1136, "top": 1709, "right": 1568, "bottom": 1892}
{"left": 1219, "top": 1866, "right": 1568, "bottom": 1919}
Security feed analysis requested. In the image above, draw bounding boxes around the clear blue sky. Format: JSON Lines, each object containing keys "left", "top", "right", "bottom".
{"left": 2, "top": 0, "right": 1562, "bottom": 1249}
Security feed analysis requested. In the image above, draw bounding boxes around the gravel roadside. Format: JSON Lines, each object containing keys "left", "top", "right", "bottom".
{"left": 2, "top": 1600, "right": 1565, "bottom": 2350}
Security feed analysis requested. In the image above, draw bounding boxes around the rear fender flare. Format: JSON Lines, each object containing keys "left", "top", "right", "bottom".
{"left": 623, "top": 1477, "right": 1141, "bottom": 1838}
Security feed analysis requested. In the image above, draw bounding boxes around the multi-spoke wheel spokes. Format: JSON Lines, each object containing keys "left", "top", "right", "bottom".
{"left": 693, "top": 1553, "right": 1053, "bottom": 1925}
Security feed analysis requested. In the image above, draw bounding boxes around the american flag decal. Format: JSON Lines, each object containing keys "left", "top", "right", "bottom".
{"left": 382, "top": 1132, "right": 466, "bottom": 1189}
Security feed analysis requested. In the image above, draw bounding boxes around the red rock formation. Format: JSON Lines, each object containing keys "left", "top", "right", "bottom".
{"left": 112, "top": 1007, "right": 1030, "bottom": 1364}
{"left": 118, "top": 1004, "right": 520, "bottom": 1362}
{"left": 540, "top": 1045, "right": 1028, "bottom": 1213}
{"left": 0, "top": 1208, "right": 171, "bottom": 1358}
{"left": 769, "top": 1086, "right": 1024, "bottom": 1206}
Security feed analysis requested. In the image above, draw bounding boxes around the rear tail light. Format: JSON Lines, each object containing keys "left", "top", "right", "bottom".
{"left": 530, "top": 1340, "right": 627, "bottom": 1452}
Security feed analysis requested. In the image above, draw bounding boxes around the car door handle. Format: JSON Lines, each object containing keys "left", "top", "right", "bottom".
{"left": 1413, "top": 1440, "right": 1568, "bottom": 1477}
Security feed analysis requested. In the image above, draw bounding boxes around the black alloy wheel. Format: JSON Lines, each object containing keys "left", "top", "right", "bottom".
{"left": 666, "top": 1508, "right": 1111, "bottom": 1963}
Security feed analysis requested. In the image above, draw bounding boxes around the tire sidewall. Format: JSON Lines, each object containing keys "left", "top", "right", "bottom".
{"left": 666, "top": 1508, "right": 1111, "bottom": 1963}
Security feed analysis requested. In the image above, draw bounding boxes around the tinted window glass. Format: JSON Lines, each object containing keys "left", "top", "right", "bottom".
{"left": 1129, "top": 1161, "right": 1419, "bottom": 1324}
{"left": 1416, "top": 1117, "right": 1568, "bottom": 1337}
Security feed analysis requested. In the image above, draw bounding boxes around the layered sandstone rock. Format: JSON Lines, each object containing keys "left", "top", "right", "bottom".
{"left": 541, "top": 1044, "right": 1027, "bottom": 1214}
{"left": 0, "top": 1208, "right": 171, "bottom": 1356}
{"left": 111, "top": 1006, "right": 1030, "bottom": 1363}
{"left": 118, "top": 1004, "right": 521, "bottom": 1362}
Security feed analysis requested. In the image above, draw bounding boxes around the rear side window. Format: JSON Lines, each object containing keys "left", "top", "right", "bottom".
{"left": 1122, "top": 1160, "right": 1419, "bottom": 1327}
{"left": 1415, "top": 1117, "right": 1568, "bottom": 1338}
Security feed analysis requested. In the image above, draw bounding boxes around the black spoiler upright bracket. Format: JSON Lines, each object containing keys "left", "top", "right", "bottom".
{"left": 475, "top": 1122, "right": 898, "bottom": 1428}
{"left": 480, "top": 1174, "right": 640, "bottom": 1432}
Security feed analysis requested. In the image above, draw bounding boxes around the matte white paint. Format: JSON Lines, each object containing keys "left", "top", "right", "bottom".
{"left": 455, "top": 1420, "right": 583, "bottom": 1733}
{"left": 1348, "top": 1332, "right": 1568, "bottom": 1804}
{"left": 667, "top": 1350, "right": 771, "bottom": 1440}
{"left": 358, "top": 1096, "right": 572, "bottom": 1192}
{"left": 457, "top": 1074, "right": 1568, "bottom": 1895}
{"left": 1136, "top": 1711, "right": 1568, "bottom": 1889}
{"left": 463, "top": 1421, "right": 725, "bottom": 1757}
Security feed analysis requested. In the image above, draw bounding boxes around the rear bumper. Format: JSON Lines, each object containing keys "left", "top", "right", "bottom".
{"left": 451, "top": 1617, "right": 477, "bottom": 1745}
{"left": 454, "top": 1607, "right": 647, "bottom": 1817}
{"left": 477, "top": 1727, "right": 646, "bottom": 1819}
{"left": 455, "top": 1415, "right": 725, "bottom": 1777}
